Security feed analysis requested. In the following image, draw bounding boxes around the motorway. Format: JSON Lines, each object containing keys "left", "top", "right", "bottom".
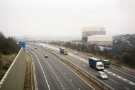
{"left": 27, "top": 43, "right": 135, "bottom": 90}
{"left": 27, "top": 44, "right": 92, "bottom": 90}
{"left": 68, "top": 49, "right": 135, "bottom": 82}
{"left": 67, "top": 49, "right": 135, "bottom": 88}
{"left": 36, "top": 43, "right": 135, "bottom": 90}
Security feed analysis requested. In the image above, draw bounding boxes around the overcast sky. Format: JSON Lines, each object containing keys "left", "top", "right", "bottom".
{"left": 0, "top": 0, "right": 135, "bottom": 40}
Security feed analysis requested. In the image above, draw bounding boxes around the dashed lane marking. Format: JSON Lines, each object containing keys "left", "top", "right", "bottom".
{"left": 104, "top": 69, "right": 135, "bottom": 86}
{"left": 37, "top": 43, "right": 135, "bottom": 88}
{"left": 32, "top": 51, "right": 50, "bottom": 90}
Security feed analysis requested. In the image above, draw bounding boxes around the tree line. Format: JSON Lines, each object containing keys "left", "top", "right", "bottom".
{"left": 0, "top": 32, "right": 19, "bottom": 55}
{"left": 50, "top": 34, "right": 135, "bottom": 68}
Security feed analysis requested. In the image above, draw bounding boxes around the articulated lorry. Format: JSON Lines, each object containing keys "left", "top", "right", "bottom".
{"left": 89, "top": 57, "right": 104, "bottom": 71}
{"left": 59, "top": 48, "right": 68, "bottom": 55}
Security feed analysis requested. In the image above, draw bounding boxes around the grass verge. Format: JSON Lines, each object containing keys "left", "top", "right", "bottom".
{"left": 0, "top": 54, "right": 16, "bottom": 80}
{"left": 24, "top": 54, "right": 34, "bottom": 90}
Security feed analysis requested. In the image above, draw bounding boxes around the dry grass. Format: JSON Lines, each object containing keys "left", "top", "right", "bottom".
{"left": 24, "top": 54, "right": 34, "bottom": 90}
{"left": 0, "top": 54, "right": 16, "bottom": 80}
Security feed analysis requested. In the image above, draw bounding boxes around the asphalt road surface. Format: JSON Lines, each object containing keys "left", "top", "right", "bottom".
{"left": 27, "top": 45, "right": 93, "bottom": 90}
{"left": 35, "top": 43, "right": 135, "bottom": 90}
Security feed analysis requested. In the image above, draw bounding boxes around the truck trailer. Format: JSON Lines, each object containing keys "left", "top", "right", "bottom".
{"left": 89, "top": 57, "right": 104, "bottom": 71}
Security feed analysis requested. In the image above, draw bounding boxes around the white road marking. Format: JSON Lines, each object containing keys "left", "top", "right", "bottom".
{"left": 52, "top": 53, "right": 96, "bottom": 90}
{"left": 37, "top": 43, "right": 135, "bottom": 87}
{"left": 112, "top": 66, "right": 135, "bottom": 79}
{"left": 0, "top": 48, "right": 22, "bottom": 88}
{"left": 112, "top": 73, "right": 116, "bottom": 76}
{"left": 104, "top": 69, "right": 135, "bottom": 86}
{"left": 32, "top": 51, "right": 50, "bottom": 90}
{"left": 45, "top": 60, "right": 66, "bottom": 90}
{"left": 117, "top": 75, "right": 121, "bottom": 79}
{"left": 129, "top": 81, "right": 135, "bottom": 86}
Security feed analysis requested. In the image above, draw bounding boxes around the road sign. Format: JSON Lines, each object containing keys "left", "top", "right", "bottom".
{"left": 18, "top": 41, "right": 26, "bottom": 48}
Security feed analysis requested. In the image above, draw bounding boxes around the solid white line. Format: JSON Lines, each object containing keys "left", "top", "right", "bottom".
{"left": 0, "top": 48, "right": 23, "bottom": 87}
{"left": 52, "top": 53, "right": 95, "bottom": 90}
{"left": 32, "top": 51, "right": 50, "bottom": 90}
{"left": 51, "top": 51, "right": 115, "bottom": 90}
{"left": 38, "top": 43, "right": 114, "bottom": 90}
{"left": 44, "top": 61, "right": 66, "bottom": 90}
{"left": 36, "top": 43, "right": 134, "bottom": 85}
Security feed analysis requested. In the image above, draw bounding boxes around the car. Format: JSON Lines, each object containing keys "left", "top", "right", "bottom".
{"left": 98, "top": 71, "right": 108, "bottom": 79}
{"left": 44, "top": 55, "right": 48, "bottom": 58}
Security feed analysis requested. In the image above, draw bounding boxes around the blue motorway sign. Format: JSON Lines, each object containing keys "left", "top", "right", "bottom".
{"left": 18, "top": 41, "right": 26, "bottom": 48}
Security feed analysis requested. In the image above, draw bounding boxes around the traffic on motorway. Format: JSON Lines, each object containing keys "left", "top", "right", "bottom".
{"left": 28, "top": 44, "right": 93, "bottom": 90}
{"left": 27, "top": 43, "right": 135, "bottom": 90}
{"left": 1, "top": 1, "right": 135, "bottom": 90}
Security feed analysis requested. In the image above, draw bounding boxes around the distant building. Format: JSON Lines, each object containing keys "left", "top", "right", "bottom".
{"left": 82, "top": 27, "right": 106, "bottom": 42}
{"left": 88, "top": 35, "right": 113, "bottom": 46}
